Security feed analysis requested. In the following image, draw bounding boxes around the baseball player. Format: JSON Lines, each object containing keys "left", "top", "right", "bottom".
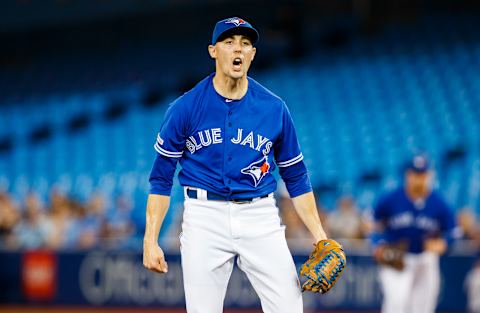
{"left": 142, "top": 17, "right": 341, "bottom": 313}
{"left": 371, "top": 155, "right": 458, "bottom": 313}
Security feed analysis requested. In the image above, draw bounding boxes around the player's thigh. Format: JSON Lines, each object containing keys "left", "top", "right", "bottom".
{"left": 180, "top": 199, "right": 235, "bottom": 284}
{"left": 180, "top": 210, "right": 236, "bottom": 313}
{"left": 182, "top": 251, "right": 235, "bottom": 313}
{"left": 236, "top": 228, "right": 302, "bottom": 313}
{"left": 409, "top": 252, "right": 440, "bottom": 313}
{"left": 180, "top": 231, "right": 235, "bottom": 282}
{"left": 379, "top": 266, "right": 413, "bottom": 307}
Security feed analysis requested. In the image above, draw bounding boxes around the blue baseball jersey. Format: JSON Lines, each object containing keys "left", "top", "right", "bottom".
{"left": 149, "top": 73, "right": 312, "bottom": 200}
{"left": 372, "top": 188, "right": 457, "bottom": 254}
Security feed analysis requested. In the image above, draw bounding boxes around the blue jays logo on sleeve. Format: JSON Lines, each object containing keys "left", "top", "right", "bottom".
{"left": 241, "top": 155, "right": 270, "bottom": 187}
{"left": 226, "top": 18, "right": 246, "bottom": 27}
{"left": 155, "top": 134, "right": 183, "bottom": 158}
{"left": 156, "top": 134, "right": 164, "bottom": 145}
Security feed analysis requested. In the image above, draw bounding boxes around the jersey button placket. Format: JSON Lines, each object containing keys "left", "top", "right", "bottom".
{"left": 224, "top": 110, "right": 234, "bottom": 191}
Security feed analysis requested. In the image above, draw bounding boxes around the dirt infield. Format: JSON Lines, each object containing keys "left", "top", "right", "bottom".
{"left": 0, "top": 308, "right": 258, "bottom": 313}
{"left": 0, "top": 307, "right": 381, "bottom": 313}
{"left": 0, "top": 307, "right": 465, "bottom": 313}
{"left": 0, "top": 307, "right": 260, "bottom": 313}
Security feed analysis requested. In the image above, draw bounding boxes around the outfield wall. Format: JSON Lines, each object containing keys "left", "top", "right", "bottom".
{"left": 0, "top": 251, "right": 476, "bottom": 311}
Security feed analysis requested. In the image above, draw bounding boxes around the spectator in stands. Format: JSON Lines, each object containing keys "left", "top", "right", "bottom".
{"left": 279, "top": 194, "right": 312, "bottom": 242}
{"left": 104, "top": 194, "right": 135, "bottom": 248}
{"left": 87, "top": 193, "right": 110, "bottom": 245}
{"left": 69, "top": 192, "right": 107, "bottom": 249}
{"left": 326, "top": 195, "right": 363, "bottom": 239}
{"left": 463, "top": 208, "right": 480, "bottom": 312}
{"left": 457, "top": 207, "right": 478, "bottom": 240}
{"left": 12, "top": 192, "right": 53, "bottom": 249}
{"left": 277, "top": 184, "right": 322, "bottom": 250}
{"left": 46, "top": 189, "right": 73, "bottom": 249}
{"left": 0, "top": 191, "right": 20, "bottom": 249}
{"left": 465, "top": 254, "right": 480, "bottom": 313}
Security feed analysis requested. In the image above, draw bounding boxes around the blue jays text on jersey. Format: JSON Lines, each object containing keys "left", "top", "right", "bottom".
{"left": 371, "top": 188, "right": 458, "bottom": 254}
{"left": 149, "top": 73, "right": 312, "bottom": 200}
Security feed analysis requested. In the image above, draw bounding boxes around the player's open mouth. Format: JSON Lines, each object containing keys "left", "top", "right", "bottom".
{"left": 233, "top": 58, "right": 242, "bottom": 70}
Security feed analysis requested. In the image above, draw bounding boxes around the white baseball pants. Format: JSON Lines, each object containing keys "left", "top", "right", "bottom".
{"left": 379, "top": 251, "right": 440, "bottom": 313}
{"left": 180, "top": 191, "right": 303, "bottom": 313}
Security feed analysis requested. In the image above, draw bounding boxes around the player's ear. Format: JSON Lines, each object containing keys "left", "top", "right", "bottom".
{"left": 250, "top": 47, "right": 256, "bottom": 61}
{"left": 208, "top": 45, "right": 217, "bottom": 59}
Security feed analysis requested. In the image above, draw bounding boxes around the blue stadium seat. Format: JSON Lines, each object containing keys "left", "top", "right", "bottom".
{"left": 1, "top": 16, "right": 479, "bottom": 225}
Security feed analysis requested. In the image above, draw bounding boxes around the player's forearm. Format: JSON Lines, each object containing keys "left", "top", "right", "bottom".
{"left": 143, "top": 194, "right": 171, "bottom": 244}
{"left": 291, "top": 191, "right": 328, "bottom": 242}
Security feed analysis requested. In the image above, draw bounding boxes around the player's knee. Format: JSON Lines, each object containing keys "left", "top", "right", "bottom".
{"left": 383, "top": 293, "right": 409, "bottom": 312}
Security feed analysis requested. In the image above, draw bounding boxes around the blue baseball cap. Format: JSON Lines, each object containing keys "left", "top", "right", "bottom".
{"left": 406, "top": 155, "right": 430, "bottom": 173}
{"left": 211, "top": 17, "right": 259, "bottom": 45}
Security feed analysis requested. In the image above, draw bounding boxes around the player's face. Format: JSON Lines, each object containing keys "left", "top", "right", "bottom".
{"left": 208, "top": 34, "right": 256, "bottom": 79}
{"left": 405, "top": 170, "right": 432, "bottom": 195}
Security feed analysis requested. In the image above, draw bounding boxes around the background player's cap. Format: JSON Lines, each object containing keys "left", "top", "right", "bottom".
{"left": 211, "top": 17, "right": 259, "bottom": 45}
{"left": 406, "top": 155, "right": 430, "bottom": 173}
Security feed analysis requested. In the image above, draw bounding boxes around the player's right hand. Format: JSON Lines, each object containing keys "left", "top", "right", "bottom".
{"left": 424, "top": 238, "right": 447, "bottom": 255}
{"left": 143, "top": 242, "right": 168, "bottom": 273}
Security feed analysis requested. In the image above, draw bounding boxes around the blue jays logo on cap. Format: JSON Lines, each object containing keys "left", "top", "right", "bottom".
{"left": 211, "top": 16, "right": 259, "bottom": 45}
{"left": 413, "top": 156, "right": 426, "bottom": 168}
{"left": 226, "top": 18, "right": 246, "bottom": 27}
{"left": 406, "top": 155, "right": 430, "bottom": 173}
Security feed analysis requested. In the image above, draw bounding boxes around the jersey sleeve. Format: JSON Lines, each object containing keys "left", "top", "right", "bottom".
{"left": 154, "top": 101, "right": 187, "bottom": 158}
{"left": 370, "top": 195, "right": 390, "bottom": 247}
{"left": 149, "top": 100, "right": 188, "bottom": 196}
{"left": 274, "top": 103, "right": 312, "bottom": 197}
{"left": 149, "top": 154, "right": 178, "bottom": 196}
{"left": 274, "top": 103, "right": 304, "bottom": 168}
{"left": 437, "top": 196, "right": 460, "bottom": 245}
{"left": 373, "top": 195, "right": 389, "bottom": 222}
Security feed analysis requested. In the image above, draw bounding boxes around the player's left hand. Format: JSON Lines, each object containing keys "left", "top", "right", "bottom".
{"left": 424, "top": 238, "right": 447, "bottom": 254}
{"left": 299, "top": 239, "right": 347, "bottom": 294}
{"left": 373, "top": 243, "right": 406, "bottom": 270}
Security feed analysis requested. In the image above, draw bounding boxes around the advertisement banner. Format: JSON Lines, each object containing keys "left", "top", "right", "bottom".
{"left": 0, "top": 250, "right": 475, "bottom": 311}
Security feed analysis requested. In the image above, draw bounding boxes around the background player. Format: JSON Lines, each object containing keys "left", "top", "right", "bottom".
{"left": 142, "top": 17, "right": 342, "bottom": 313}
{"left": 371, "top": 155, "right": 458, "bottom": 313}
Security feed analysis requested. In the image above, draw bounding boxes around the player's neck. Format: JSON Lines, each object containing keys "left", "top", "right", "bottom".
{"left": 405, "top": 187, "right": 430, "bottom": 201}
{"left": 213, "top": 73, "right": 248, "bottom": 100}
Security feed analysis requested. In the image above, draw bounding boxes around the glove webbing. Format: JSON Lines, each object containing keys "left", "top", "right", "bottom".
{"left": 304, "top": 250, "right": 346, "bottom": 286}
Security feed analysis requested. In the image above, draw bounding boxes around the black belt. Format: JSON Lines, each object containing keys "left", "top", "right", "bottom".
{"left": 186, "top": 188, "right": 269, "bottom": 204}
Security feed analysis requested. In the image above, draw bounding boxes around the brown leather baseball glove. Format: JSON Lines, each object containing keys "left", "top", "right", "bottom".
{"left": 299, "top": 239, "right": 347, "bottom": 293}
{"left": 374, "top": 242, "right": 406, "bottom": 270}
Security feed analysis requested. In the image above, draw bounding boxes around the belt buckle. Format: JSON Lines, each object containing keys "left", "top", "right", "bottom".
{"left": 231, "top": 198, "right": 251, "bottom": 204}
